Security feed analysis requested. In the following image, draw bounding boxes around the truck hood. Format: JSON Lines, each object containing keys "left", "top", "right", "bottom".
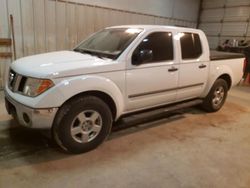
{"left": 11, "top": 51, "right": 119, "bottom": 78}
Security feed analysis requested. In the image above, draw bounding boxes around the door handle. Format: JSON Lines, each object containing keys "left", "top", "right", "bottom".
{"left": 199, "top": 64, "right": 207, "bottom": 69}
{"left": 168, "top": 67, "right": 178, "bottom": 72}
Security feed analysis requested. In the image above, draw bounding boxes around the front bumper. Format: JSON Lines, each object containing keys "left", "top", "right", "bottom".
{"left": 5, "top": 92, "right": 58, "bottom": 129}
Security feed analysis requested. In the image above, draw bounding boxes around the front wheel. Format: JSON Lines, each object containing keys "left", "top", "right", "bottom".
{"left": 202, "top": 79, "right": 228, "bottom": 112}
{"left": 52, "top": 96, "right": 113, "bottom": 154}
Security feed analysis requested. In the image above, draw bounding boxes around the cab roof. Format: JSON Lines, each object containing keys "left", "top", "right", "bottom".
{"left": 107, "top": 25, "right": 201, "bottom": 33}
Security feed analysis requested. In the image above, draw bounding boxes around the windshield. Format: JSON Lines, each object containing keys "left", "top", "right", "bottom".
{"left": 74, "top": 28, "right": 143, "bottom": 60}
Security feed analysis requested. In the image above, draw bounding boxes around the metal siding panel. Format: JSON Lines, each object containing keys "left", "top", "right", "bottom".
{"left": 20, "top": 0, "right": 35, "bottom": 56}
{"left": 109, "top": 10, "right": 121, "bottom": 26}
{"left": 95, "top": 7, "right": 105, "bottom": 31}
{"left": 95, "top": 8, "right": 113, "bottom": 29}
{"left": 33, "top": 0, "right": 46, "bottom": 53}
{"left": 154, "top": 17, "right": 166, "bottom": 25}
{"left": 67, "top": 0, "right": 175, "bottom": 18}
{"left": 186, "top": 21, "right": 196, "bottom": 28}
{"left": 221, "top": 23, "right": 247, "bottom": 36}
{"left": 226, "top": 0, "right": 250, "bottom": 6}
{"left": 117, "top": 12, "right": 130, "bottom": 25}
{"left": 199, "top": 23, "right": 221, "bottom": 35}
{"left": 199, "top": 0, "right": 250, "bottom": 49}
{"left": 190, "top": 22, "right": 197, "bottom": 28}
{"left": 0, "top": 0, "right": 9, "bottom": 38}
{"left": 173, "top": 0, "right": 199, "bottom": 21}
{"left": 168, "top": 19, "right": 176, "bottom": 26}
{"left": 56, "top": 1, "right": 66, "bottom": 50}
{"left": 163, "top": 17, "right": 169, "bottom": 25}
{"left": 224, "top": 7, "right": 250, "bottom": 22}
{"left": 202, "top": 0, "right": 226, "bottom": 9}
{"left": 102, "top": 9, "right": 113, "bottom": 27}
{"left": 0, "top": 0, "right": 10, "bottom": 88}
{"left": 84, "top": 6, "right": 95, "bottom": 36}
{"left": 0, "top": 58, "right": 10, "bottom": 88}
{"left": 96, "top": 8, "right": 116, "bottom": 30}
{"left": 76, "top": 5, "right": 96, "bottom": 42}
{"left": 200, "top": 9, "right": 224, "bottom": 22}
{"left": 123, "top": 12, "right": 132, "bottom": 25}
{"left": 121, "top": 11, "right": 131, "bottom": 25}
{"left": 181, "top": 20, "right": 189, "bottom": 27}
{"left": 66, "top": 3, "right": 77, "bottom": 49}
{"left": 45, "top": 0, "right": 56, "bottom": 52}
{"left": 180, "top": 20, "right": 189, "bottom": 27}
{"left": 8, "top": 0, "right": 24, "bottom": 58}
{"left": 137, "top": 15, "right": 149, "bottom": 24}
{"left": 179, "top": 20, "right": 188, "bottom": 27}
{"left": 76, "top": 5, "right": 88, "bottom": 42}
{"left": 206, "top": 36, "right": 219, "bottom": 49}
{"left": 128, "top": 13, "right": 141, "bottom": 25}
{"left": 145, "top": 16, "right": 155, "bottom": 25}
{"left": 173, "top": 20, "right": 183, "bottom": 27}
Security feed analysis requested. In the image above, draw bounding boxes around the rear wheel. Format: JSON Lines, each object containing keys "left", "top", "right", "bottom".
{"left": 52, "top": 96, "right": 112, "bottom": 154}
{"left": 202, "top": 79, "right": 228, "bottom": 112}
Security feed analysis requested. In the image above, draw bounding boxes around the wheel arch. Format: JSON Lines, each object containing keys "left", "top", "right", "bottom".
{"left": 201, "top": 73, "right": 232, "bottom": 98}
{"left": 61, "top": 90, "right": 117, "bottom": 120}
{"left": 217, "top": 74, "right": 232, "bottom": 89}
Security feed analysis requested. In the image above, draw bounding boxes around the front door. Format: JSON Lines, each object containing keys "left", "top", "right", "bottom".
{"left": 126, "top": 31, "right": 179, "bottom": 111}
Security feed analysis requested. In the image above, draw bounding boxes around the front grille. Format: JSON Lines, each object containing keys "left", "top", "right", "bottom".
{"left": 18, "top": 77, "right": 27, "bottom": 92}
{"left": 8, "top": 69, "right": 27, "bottom": 93}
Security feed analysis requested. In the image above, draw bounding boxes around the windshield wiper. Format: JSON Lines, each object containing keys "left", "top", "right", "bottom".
{"left": 74, "top": 48, "right": 105, "bottom": 59}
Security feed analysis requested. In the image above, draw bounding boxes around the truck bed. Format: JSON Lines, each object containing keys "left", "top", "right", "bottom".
{"left": 210, "top": 50, "right": 245, "bottom": 61}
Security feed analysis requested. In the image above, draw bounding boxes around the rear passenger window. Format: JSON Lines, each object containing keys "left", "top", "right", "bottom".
{"left": 134, "top": 32, "right": 173, "bottom": 63}
{"left": 180, "top": 33, "right": 202, "bottom": 59}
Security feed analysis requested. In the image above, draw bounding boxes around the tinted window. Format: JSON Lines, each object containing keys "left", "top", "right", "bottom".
{"left": 133, "top": 32, "right": 173, "bottom": 63}
{"left": 180, "top": 33, "right": 202, "bottom": 59}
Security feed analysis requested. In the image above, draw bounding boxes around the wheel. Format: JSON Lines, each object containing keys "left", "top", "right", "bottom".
{"left": 52, "top": 96, "right": 113, "bottom": 154}
{"left": 202, "top": 79, "right": 228, "bottom": 112}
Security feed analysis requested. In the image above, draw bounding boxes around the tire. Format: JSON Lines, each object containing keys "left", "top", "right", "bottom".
{"left": 202, "top": 79, "right": 228, "bottom": 112}
{"left": 52, "top": 96, "right": 113, "bottom": 154}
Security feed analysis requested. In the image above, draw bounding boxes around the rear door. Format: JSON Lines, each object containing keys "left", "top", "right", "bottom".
{"left": 126, "top": 31, "right": 179, "bottom": 111}
{"left": 177, "top": 32, "right": 209, "bottom": 101}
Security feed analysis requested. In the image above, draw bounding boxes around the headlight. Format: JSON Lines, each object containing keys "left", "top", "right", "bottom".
{"left": 23, "top": 78, "right": 54, "bottom": 97}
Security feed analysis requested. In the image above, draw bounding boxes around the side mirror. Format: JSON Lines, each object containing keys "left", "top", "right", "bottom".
{"left": 132, "top": 49, "right": 153, "bottom": 65}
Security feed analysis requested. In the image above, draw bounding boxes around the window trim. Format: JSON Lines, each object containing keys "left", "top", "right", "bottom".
{"left": 132, "top": 31, "right": 174, "bottom": 65}
{"left": 180, "top": 32, "right": 203, "bottom": 60}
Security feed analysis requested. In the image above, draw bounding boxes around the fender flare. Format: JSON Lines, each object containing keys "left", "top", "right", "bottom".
{"left": 36, "top": 75, "right": 125, "bottom": 119}
{"left": 201, "top": 65, "right": 233, "bottom": 98}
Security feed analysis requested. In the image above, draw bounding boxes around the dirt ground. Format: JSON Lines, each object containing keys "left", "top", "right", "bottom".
{"left": 0, "top": 86, "right": 250, "bottom": 188}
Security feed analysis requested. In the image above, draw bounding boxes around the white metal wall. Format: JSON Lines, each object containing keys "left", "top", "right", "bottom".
{"left": 0, "top": 0, "right": 199, "bottom": 87}
{"left": 199, "top": 0, "right": 250, "bottom": 49}
{"left": 66, "top": 0, "right": 200, "bottom": 21}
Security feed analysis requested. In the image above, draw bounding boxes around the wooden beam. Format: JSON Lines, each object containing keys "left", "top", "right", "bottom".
{"left": 0, "top": 38, "right": 12, "bottom": 46}
{"left": 0, "top": 52, "right": 12, "bottom": 58}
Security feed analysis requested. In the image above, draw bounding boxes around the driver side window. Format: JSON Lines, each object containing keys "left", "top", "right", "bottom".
{"left": 132, "top": 32, "right": 173, "bottom": 65}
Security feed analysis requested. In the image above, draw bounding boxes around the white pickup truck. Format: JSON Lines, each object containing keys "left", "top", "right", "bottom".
{"left": 5, "top": 25, "right": 244, "bottom": 153}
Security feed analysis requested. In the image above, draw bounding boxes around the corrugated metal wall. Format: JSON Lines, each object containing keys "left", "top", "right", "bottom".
{"left": 0, "top": 0, "right": 199, "bottom": 88}
{"left": 199, "top": 0, "right": 250, "bottom": 49}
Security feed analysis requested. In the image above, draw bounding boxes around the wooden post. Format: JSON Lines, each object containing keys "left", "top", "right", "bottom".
{"left": 10, "top": 15, "right": 16, "bottom": 60}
